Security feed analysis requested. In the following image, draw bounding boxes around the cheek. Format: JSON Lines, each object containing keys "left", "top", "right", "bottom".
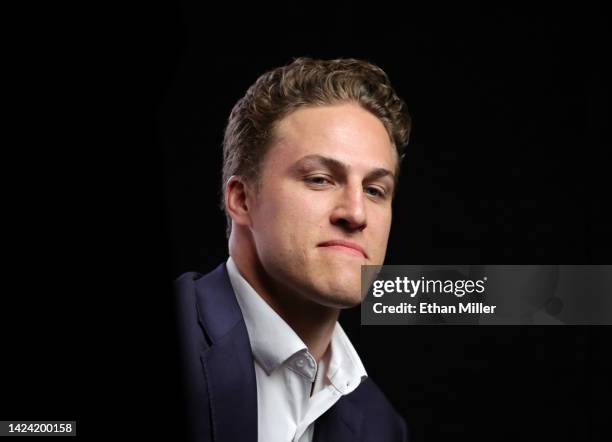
{"left": 253, "top": 188, "right": 325, "bottom": 243}
{"left": 277, "top": 186, "right": 330, "bottom": 220}
{"left": 369, "top": 209, "right": 393, "bottom": 250}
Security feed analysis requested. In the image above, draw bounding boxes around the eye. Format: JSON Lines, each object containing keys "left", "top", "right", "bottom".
{"left": 364, "top": 186, "right": 386, "bottom": 198}
{"left": 305, "top": 175, "right": 333, "bottom": 186}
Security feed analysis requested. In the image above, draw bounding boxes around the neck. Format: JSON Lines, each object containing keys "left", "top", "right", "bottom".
{"left": 229, "top": 232, "right": 339, "bottom": 362}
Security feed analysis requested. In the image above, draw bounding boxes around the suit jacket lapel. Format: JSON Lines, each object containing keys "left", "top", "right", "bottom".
{"left": 314, "top": 395, "right": 364, "bottom": 442}
{"left": 195, "top": 263, "right": 258, "bottom": 442}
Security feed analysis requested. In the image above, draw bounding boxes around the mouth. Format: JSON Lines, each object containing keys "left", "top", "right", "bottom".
{"left": 317, "top": 240, "right": 368, "bottom": 259}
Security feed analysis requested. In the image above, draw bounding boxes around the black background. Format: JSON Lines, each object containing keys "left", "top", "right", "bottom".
{"left": 2, "top": 1, "right": 610, "bottom": 441}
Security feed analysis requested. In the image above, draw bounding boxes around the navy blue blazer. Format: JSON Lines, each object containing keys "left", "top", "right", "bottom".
{"left": 174, "top": 262, "right": 409, "bottom": 442}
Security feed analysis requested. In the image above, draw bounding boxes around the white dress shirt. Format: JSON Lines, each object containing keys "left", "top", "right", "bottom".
{"left": 226, "top": 257, "right": 368, "bottom": 442}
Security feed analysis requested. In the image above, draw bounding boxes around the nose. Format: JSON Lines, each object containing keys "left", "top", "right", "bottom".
{"left": 330, "top": 182, "right": 367, "bottom": 232}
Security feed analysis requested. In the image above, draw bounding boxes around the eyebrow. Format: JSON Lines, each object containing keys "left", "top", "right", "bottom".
{"left": 292, "top": 154, "right": 396, "bottom": 186}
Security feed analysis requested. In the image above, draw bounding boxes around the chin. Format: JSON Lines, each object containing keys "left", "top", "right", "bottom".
{"left": 289, "top": 261, "right": 364, "bottom": 308}
{"left": 312, "top": 283, "right": 362, "bottom": 309}
{"left": 312, "top": 295, "right": 361, "bottom": 309}
{"left": 334, "top": 296, "right": 362, "bottom": 309}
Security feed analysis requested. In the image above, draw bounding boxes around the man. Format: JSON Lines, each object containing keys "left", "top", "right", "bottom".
{"left": 174, "top": 57, "right": 411, "bottom": 442}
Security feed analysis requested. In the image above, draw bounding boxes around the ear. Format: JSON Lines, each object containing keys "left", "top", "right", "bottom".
{"left": 225, "top": 175, "right": 255, "bottom": 228}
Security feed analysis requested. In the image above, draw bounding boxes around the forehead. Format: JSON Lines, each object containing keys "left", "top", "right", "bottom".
{"left": 266, "top": 103, "right": 398, "bottom": 174}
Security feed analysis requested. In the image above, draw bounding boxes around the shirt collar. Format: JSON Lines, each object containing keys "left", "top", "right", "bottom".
{"left": 327, "top": 321, "right": 368, "bottom": 394}
{"left": 226, "top": 256, "right": 306, "bottom": 374}
{"left": 226, "top": 256, "right": 367, "bottom": 391}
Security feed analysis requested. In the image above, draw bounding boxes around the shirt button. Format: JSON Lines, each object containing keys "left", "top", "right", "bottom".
{"left": 296, "top": 358, "right": 305, "bottom": 367}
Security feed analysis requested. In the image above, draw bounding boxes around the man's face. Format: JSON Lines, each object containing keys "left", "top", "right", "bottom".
{"left": 246, "top": 102, "right": 397, "bottom": 308}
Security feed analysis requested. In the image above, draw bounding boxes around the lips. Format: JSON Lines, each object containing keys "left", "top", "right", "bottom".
{"left": 318, "top": 240, "right": 368, "bottom": 259}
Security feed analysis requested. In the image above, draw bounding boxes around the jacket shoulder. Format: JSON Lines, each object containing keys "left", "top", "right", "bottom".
{"left": 174, "top": 271, "right": 204, "bottom": 292}
{"left": 172, "top": 270, "right": 212, "bottom": 442}
{"left": 173, "top": 271, "right": 205, "bottom": 326}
